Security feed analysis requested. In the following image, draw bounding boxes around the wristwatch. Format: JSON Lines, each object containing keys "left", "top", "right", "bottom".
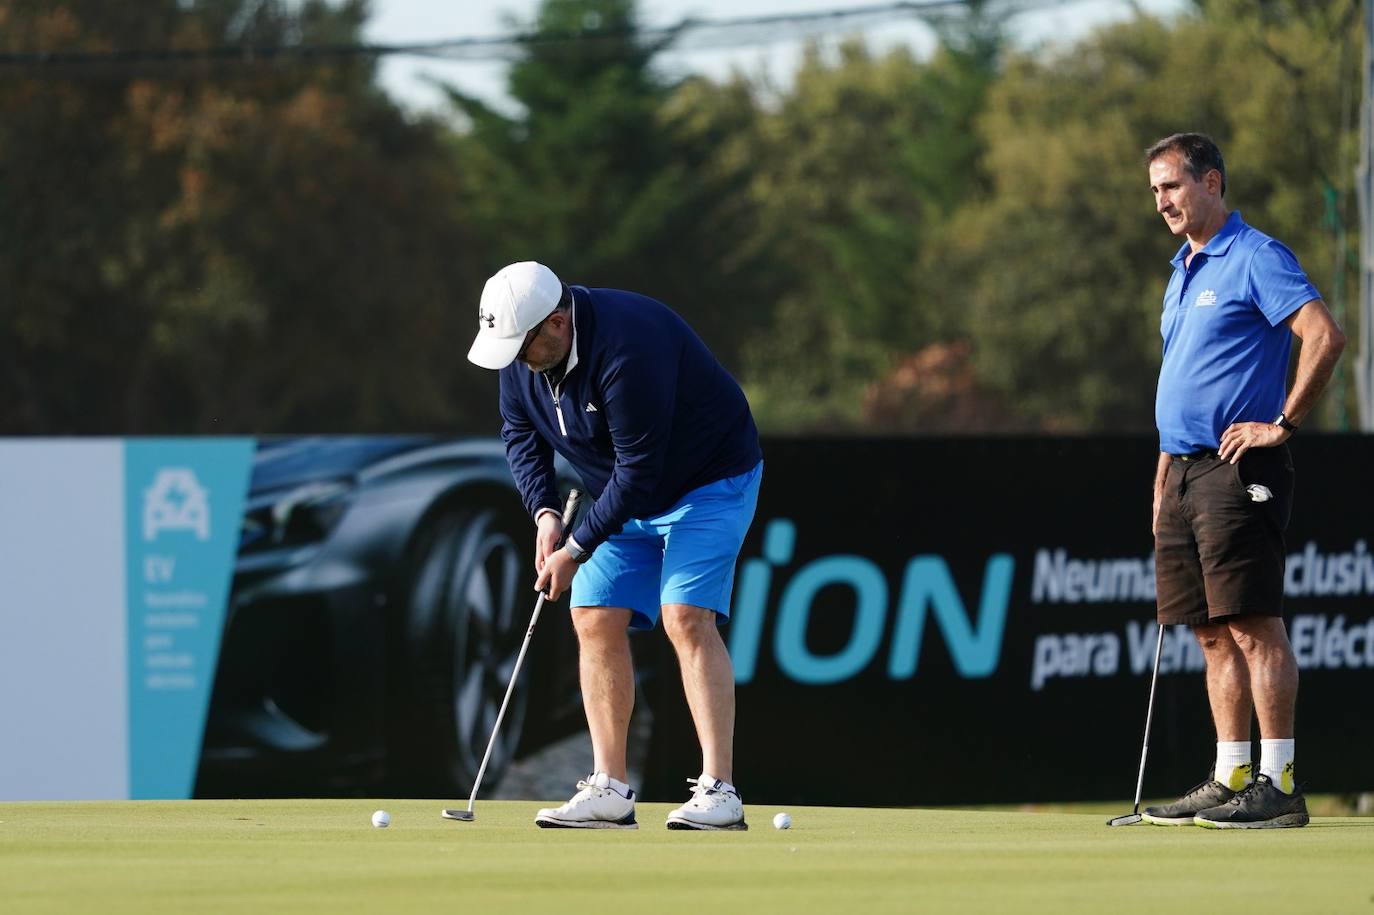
{"left": 563, "top": 535, "right": 592, "bottom": 564}
{"left": 1273, "top": 412, "right": 1299, "bottom": 433}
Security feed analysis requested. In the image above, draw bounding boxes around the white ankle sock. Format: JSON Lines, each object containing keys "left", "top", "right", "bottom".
{"left": 591, "top": 772, "right": 633, "bottom": 799}
{"left": 1215, "top": 741, "right": 1253, "bottom": 791}
{"left": 700, "top": 773, "right": 737, "bottom": 795}
{"left": 1259, "top": 739, "right": 1296, "bottom": 793}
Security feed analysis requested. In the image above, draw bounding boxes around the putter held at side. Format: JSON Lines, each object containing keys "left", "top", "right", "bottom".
{"left": 442, "top": 488, "right": 583, "bottom": 823}
{"left": 1107, "top": 622, "right": 1166, "bottom": 827}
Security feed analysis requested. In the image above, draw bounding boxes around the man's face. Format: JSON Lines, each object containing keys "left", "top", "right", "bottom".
{"left": 1149, "top": 150, "right": 1219, "bottom": 238}
{"left": 517, "top": 313, "right": 566, "bottom": 373}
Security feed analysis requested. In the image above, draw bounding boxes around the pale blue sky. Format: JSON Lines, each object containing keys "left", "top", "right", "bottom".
{"left": 363, "top": 0, "right": 1187, "bottom": 113}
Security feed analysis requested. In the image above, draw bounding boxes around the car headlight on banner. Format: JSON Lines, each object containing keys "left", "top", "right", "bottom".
{"left": 240, "top": 479, "right": 354, "bottom": 553}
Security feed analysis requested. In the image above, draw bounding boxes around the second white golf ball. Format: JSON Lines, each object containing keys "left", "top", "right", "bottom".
{"left": 371, "top": 810, "right": 391, "bottom": 828}
{"left": 772, "top": 812, "right": 792, "bottom": 830}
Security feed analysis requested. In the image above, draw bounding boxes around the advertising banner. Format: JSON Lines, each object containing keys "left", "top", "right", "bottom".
{"left": 647, "top": 437, "right": 1374, "bottom": 805}
{"left": 3, "top": 435, "right": 1370, "bottom": 805}
{"left": 0, "top": 439, "right": 252, "bottom": 800}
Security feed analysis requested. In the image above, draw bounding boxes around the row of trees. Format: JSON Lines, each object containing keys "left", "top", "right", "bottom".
{"left": 0, "top": 0, "right": 1364, "bottom": 434}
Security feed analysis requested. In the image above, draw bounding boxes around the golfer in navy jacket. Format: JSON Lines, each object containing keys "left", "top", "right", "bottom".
{"left": 468, "top": 262, "right": 762, "bottom": 830}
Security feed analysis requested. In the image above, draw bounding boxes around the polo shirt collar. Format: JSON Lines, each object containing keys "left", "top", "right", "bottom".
{"left": 541, "top": 289, "right": 581, "bottom": 389}
{"left": 1170, "top": 210, "right": 1245, "bottom": 268}
{"left": 566, "top": 289, "right": 581, "bottom": 377}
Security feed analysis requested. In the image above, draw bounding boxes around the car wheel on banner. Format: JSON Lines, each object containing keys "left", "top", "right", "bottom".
{"left": 391, "top": 501, "right": 531, "bottom": 797}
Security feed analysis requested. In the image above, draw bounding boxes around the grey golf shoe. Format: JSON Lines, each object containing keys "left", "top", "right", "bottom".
{"left": 1141, "top": 773, "right": 1239, "bottom": 825}
{"left": 1194, "top": 773, "right": 1309, "bottom": 829}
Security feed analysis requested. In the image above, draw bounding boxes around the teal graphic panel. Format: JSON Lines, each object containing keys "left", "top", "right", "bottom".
{"left": 125, "top": 439, "right": 253, "bottom": 799}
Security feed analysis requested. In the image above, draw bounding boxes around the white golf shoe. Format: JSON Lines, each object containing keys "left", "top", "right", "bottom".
{"left": 534, "top": 773, "right": 638, "bottom": 829}
{"left": 665, "top": 776, "right": 748, "bottom": 831}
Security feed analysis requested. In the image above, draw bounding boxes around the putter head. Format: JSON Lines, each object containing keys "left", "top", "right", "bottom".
{"left": 1106, "top": 812, "right": 1143, "bottom": 827}
{"left": 441, "top": 808, "right": 475, "bottom": 822}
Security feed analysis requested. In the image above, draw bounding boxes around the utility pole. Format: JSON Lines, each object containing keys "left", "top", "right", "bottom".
{"left": 1357, "top": 0, "right": 1373, "bottom": 429}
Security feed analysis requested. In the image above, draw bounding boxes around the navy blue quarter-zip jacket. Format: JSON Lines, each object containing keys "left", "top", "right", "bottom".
{"left": 498, "top": 286, "right": 761, "bottom": 552}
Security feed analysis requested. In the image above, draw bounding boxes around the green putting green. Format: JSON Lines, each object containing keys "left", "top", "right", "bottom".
{"left": 2, "top": 800, "right": 1370, "bottom": 914}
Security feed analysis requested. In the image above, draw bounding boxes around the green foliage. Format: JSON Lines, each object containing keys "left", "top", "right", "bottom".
{"left": 0, "top": 0, "right": 487, "bottom": 433}
{"left": 734, "top": 38, "right": 1001, "bottom": 430}
{"left": 0, "top": 0, "right": 1361, "bottom": 435}
{"left": 938, "top": 1, "right": 1363, "bottom": 431}
{"left": 440, "top": 0, "right": 772, "bottom": 366}
{"left": 938, "top": 15, "right": 1182, "bottom": 430}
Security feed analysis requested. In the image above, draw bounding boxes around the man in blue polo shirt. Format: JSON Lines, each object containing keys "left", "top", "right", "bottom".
{"left": 1142, "top": 134, "right": 1345, "bottom": 828}
{"left": 467, "top": 262, "right": 762, "bottom": 830}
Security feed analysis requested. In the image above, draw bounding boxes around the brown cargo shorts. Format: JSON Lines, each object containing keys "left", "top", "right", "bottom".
{"left": 1154, "top": 444, "right": 1294, "bottom": 626}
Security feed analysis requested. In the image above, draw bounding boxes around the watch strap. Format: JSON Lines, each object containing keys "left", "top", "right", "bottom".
{"left": 564, "top": 534, "right": 592, "bottom": 564}
{"left": 1273, "top": 412, "right": 1299, "bottom": 433}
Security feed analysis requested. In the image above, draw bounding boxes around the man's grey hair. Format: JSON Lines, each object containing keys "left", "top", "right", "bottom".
{"left": 1146, "top": 132, "right": 1227, "bottom": 197}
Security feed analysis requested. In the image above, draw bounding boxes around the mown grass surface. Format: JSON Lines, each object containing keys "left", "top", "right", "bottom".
{"left": 2, "top": 800, "right": 1371, "bottom": 914}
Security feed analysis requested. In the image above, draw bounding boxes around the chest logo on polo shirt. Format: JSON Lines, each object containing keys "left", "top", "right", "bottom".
{"left": 585, "top": 402, "right": 599, "bottom": 412}
{"left": 1195, "top": 289, "right": 1218, "bottom": 307}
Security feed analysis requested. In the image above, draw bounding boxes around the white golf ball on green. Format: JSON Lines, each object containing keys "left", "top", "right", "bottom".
{"left": 772, "top": 812, "right": 792, "bottom": 830}
{"left": 371, "top": 810, "right": 391, "bottom": 828}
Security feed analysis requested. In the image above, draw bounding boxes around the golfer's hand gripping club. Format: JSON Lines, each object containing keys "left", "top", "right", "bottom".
{"left": 535, "top": 489, "right": 583, "bottom": 601}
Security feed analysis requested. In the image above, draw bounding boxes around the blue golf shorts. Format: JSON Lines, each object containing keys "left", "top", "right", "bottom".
{"left": 571, "top": 461, "right": 763, "bottom": 631}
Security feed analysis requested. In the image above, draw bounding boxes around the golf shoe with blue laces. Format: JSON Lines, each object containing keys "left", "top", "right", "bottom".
{"left": 534, "top": 772, "right": 638, "bottom": 829}
{"left": 665, "top": 776, "right": 748, "bottom": 831}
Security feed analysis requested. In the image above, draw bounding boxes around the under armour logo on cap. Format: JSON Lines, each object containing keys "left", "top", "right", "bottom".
{"left": 478, "top": 308, "right": 496, "bottom": 328}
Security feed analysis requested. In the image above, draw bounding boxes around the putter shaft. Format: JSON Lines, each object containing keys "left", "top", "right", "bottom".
{"left": 442, "top": 489, "right": 583, "bottom": 824}
{"left": 463, "top": 592, "right": 547, "bottom": 812}
{"left": 1107, "top": 622, "right": 1166, "bottom": 827}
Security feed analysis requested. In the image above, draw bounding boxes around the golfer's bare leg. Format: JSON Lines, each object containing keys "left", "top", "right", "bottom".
{"left": 1228, "top": 616, "right": 1298, "bottom": 738}
{"left": 662, "top": 604, "right": 734, "bottom": 783}
{"left": 571, "top": 606, "right": 635, "bottom": 783}
{"left": 1193, "top": 621, "right": 1252, "bottom": 742}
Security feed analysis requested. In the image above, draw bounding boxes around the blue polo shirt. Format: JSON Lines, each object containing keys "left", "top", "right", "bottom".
{"left": 1155, "top": 211, "right": 1319, "bottom": 454}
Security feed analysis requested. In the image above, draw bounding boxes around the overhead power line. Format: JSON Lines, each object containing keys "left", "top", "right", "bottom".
{"left": 0, "top": 0, "right": 1076, "bottom": 68}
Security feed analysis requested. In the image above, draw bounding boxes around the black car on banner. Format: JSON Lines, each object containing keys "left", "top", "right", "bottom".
{"left": 194, "top": 436, "right": 584, "bottom": 798}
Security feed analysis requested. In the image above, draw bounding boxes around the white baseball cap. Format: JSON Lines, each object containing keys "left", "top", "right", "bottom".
{"left": 467, "top": 261, "right": 564, "bottom": 370}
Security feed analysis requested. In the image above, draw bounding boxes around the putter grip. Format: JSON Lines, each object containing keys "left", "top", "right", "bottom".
{"left": 556, "top": 489, "right": 582, "bottom": 548}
